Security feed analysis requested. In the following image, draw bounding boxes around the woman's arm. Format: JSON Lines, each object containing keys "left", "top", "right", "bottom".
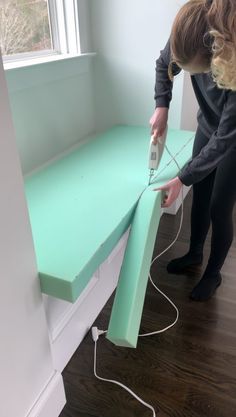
{"left": 151, "top": 40, "right": 184, "bottom": 207}
{"left": 151, "top": 39, "right": 182, "bottom": 141}
{"left": 156, "top": 91, "right": 236, "bottom": 208}
{"left": 154, "top": 39, "right": 182, "bottom": 109}
{"left": 178, "top": 90, "right": 236, "bottom": 186}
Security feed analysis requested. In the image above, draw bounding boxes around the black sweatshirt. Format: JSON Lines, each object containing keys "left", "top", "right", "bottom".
{"left": 155, "top": 39, "right": 236, "bottom": 186}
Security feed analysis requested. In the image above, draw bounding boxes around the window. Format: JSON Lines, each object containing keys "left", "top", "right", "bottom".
{"left": 0, "top": 0, "right": 80, "bottom": 62}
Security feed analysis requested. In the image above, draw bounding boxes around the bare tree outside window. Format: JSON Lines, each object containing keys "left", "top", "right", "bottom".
{"left": 0, "top": 0, "right": 52, "bottom": 56}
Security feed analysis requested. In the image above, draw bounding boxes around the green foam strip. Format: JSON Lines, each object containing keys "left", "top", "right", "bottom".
{"left": 106, "top": 128, "right": 195, "bottom": 347}
{"left": 106, "top": 187, "right": 162, "bottom": 348}
{"left": 24, "top": 125, "right": 194, "bottom": 303}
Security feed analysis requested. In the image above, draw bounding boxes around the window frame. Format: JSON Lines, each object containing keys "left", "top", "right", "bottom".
{"left": 2, "top": 0, "right": 81, "bottom": 64}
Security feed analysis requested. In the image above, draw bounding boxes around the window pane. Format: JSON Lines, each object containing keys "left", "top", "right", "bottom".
{"left": 0, "top": 0, "right": 53, "bottom": 56}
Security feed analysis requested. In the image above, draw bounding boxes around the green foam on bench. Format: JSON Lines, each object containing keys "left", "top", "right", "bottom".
{"left": 24, "top": 125, "right": 194, "bottom": 303}
{"left": 106, "top": 187, "right": 162, "bottom": 348}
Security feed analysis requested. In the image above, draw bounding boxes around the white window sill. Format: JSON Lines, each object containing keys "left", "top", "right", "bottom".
{"left": 4, "top": 52, "right": 96, "bottom": 71}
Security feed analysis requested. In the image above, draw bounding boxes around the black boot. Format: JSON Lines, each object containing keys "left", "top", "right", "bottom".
{"left": 167, "top": 251, "right": 203, "bottom": 274}
{"left": 190, "top": 271, "right": 222, "bottom": 301}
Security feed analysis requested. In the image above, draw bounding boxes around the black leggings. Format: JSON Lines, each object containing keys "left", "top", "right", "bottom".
{"left": 189, "top": 126, "right": 236, "bottom": 274}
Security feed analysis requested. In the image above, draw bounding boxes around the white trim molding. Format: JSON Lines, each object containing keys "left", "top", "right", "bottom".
{"left": 44, "top": 229, "right": 130, "bottom": 372}
{"left": 27, "top": 372, "right": 66, "bottom": 417}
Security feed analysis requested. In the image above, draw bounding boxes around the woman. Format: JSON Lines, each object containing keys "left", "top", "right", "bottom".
{"left": 150, "top": 0, "right": 236, "bottom": 301}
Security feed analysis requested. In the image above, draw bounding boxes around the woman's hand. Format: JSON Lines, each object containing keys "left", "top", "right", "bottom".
{"left": 154, "top": 176, "right": 183, "bottom": 208}
{"left": 149, "top": 107, "right": 168, "bottom": 144}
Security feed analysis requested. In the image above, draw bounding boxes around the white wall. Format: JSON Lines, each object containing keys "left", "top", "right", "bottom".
{"left": 0, "top": 55, "right": 65, "bottom": 417}
{"left": 89, "top": 0, "right": 187, "bottom": 131}
{"left": 5, "top": 55, "right": 96, "bottom": 175}
{"left": 77, "top": 0, "right": 93, "bottom": 53}
{"left": 181, "top": 72, "right": 199, "bottom": 131}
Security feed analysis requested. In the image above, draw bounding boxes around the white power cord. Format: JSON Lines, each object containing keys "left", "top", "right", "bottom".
{"left": 139, "top": 143, "right": 184, "bottom": 338}
{"left": 93, "top": 335, "right": 157, "bottom": 417}
{"left": 91, "top": 137, "right": 194, "bottom": 416}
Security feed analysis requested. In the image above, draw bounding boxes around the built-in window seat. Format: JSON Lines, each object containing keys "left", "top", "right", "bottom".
{"left": 25, "top": 125, "right": 194, "bottom": 348}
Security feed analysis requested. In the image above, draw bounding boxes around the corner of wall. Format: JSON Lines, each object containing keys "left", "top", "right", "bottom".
{"left": 180, "top": 72, "right": 198, "bottom": 131}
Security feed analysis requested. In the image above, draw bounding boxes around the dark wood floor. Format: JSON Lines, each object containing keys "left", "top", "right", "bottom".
{"left": 60, "top": 190, "right": 236, "bottom": 417}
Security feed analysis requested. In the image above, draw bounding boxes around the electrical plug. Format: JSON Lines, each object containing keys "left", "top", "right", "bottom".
{"left": 92, "top": 327, "right": 106, "bottom": 342}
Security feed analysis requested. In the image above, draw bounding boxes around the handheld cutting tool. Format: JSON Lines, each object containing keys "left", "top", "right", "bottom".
{"left": 148, "top": 127, "right": 167, "bottom": 185}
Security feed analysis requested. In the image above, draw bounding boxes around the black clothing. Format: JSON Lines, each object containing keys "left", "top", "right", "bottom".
{"left": 154, "top": 39, "right": 236, "bottom": 293}
{"left": 155, "top": 39, "right": 236, "bottom": 186}
{"left": 190, "top": 127, "right": 236, "bottom": 275}
{"left": 165, "top": 127, "right": 236, "bottom": 299}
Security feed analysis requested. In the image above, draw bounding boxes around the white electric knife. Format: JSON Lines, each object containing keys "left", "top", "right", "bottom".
{"left": 148, "top": 127, "right": 168, "bottom": 185}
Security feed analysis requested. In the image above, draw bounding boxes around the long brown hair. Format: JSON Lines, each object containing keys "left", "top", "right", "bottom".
{"left": 169, "top": 0, "right": 236, "bottom": 90}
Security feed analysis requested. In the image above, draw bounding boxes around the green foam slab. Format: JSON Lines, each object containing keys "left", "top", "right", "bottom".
{"left": 106, "top": 187, "right": 162, "bottom": 348}
{"left": 24, "top": 125, "right": 194, "bottom": 302}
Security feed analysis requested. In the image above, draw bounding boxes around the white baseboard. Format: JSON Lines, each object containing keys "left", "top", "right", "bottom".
{"left": 43, "top": 229, "right": 130, "bottom": 372}
{"left": 27, "top": 372, "right": 66, "bottom": 417}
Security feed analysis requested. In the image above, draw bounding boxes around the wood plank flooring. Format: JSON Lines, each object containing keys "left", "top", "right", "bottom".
{"left": 60, "top": 190, "right": 236, "bottom": 417}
